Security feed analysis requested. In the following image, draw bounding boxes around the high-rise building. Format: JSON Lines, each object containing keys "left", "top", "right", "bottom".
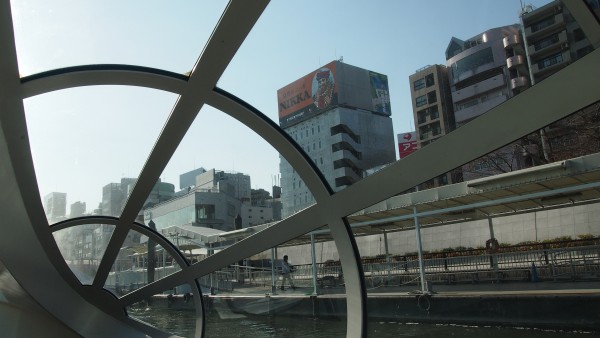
{"left": 445, "top": 25, "right": 532, "bottom": 180}
{"left": 409, "top": 64, "right": 455, "bottom": 146}
{"left": 101, "top": 182, "right": 124, "bottom": 216}
{"left": 446, "top": 25, "right": 529, "bottom": 128}
{"left": 43, "top": 192, "right": 67, "bottom": 222}
{"left": 102, "top": 178, "right": 175, "bottom": 216}
{"left": 408, "top": 64, "right": 457, "bottom": 187}
{"left": 520, "top": 0, "right": 600, "bottom": 162}
{"left": 278, "top": 61, "right": 396, "bottom": 218}
{"left": 521, "top": 0, "right": 595, "bottom": 84}
{"left": 69, "top": 201, "right": 86, "bottom": 218}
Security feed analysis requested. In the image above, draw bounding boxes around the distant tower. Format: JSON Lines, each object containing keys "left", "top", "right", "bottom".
{"left": 69, "top": 201, "right": 86, "bottom": 218}
{"left": 43, "top": 192, "right": 67, "bottom": 222}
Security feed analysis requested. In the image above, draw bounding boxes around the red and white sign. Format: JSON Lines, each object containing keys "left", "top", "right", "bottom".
{"left": 398, "top": 132, "right": 418, "bottom": 159}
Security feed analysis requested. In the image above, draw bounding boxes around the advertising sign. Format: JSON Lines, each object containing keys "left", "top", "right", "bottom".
{"left": 369, "top": 71, "right": 391, "bottom": 115}
{"left": 278, "top": 61, "right": 338, "bottom": 128}
{"left": 398, "top": 132, "right": 418, "bottom": 159}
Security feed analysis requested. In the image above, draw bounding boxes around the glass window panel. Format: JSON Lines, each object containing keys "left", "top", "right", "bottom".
{"left": 202, "top": 225, "right": 348, "bottom": 336}
{"left": 105, "top": 230, "right": 183, "bottom": 296}
{"left": 11, "top": 1, "right": 228, "bottom": 76}
{"left": 24, "top": 87, "right": 177, "bottom": 223}
{"left": 52, "top": 224, "right": 115, "bottom": 284}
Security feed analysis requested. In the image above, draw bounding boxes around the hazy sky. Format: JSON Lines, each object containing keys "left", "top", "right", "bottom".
{"left": 11, "top": 0, "right": 551, "bottom": 212}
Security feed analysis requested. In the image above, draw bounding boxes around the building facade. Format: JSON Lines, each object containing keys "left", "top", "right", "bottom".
{"left": 69, "top": 201, "right": 86, "bottom": 218}
{"left": 409, "top": 64, "right": 455, "bottom": 147}
{"left": 278, "top": 61, "right": 396, "bottom": 218}
{"left": 102, "top": 178, "right": 175, "bottom": 216}
{"left": 195, "top": 169, "right": 251, "bottom": 203}
{"left": 445, "top": 25, "right": 532, "bottom": 181}
{"left": 143, "top": 188, "right": 242, "bottom": 232}
{"left": 520, "top": 0, "right": 600, "bottom": 163}
{"left": 43, "top": 192, "right": 67, "bottom": 223}
{"left": 179, "top": 167, "right": 206, "bottom": 190}
{"left": 408, "top": 64, "right": 456, "bottom": 187}
{"left": 522, "top": 0, "right": 595, "bottom": 84}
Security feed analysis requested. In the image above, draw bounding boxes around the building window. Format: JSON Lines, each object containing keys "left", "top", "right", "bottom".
{"left": 431, "top": 122, "right": 441, "bottom": 136}
{"left": 538, "top": 52, "right": 563, "bottom": 70}
{"left": 576, "top": 46, "right": 593, "bottom": 59}
{"left": 416, "top": 95, "right": 427, "bottom": 107}
{"left": 311, "top": 127, "right": 314, "bottom": 135}
{"left": 197, "top": 204, "right": 215, "bottom": 220}
{"left": 573, "top": 28, "right": 586, "bottom": 42}
{"left": 451, "top": 47, "right": 494, "bottom": 80}
{"left": 427, "top": 91, "right": 437, "bottom": 104}
{"left": 429, "top": 106, "right": 439, "bottom": 120}
{"left": 531, "top": 16, "right": 555, "bottom": 33}
{"left": 413, "top": 78, "right": 425, "bottom": 90}
{"left": 318, "top": 126, "right": 320, "bottom": 133}
{"left": 457, "top": 98, "right": 480, "bottom": 111}
{"left": 417, "top": 109, "right": 427, "bottom": 124}
{"left": 425, "top": 73, "right": 435, "bottom": 87}
{"left": 533, "top": 33, "right": 559, "bottom": 51}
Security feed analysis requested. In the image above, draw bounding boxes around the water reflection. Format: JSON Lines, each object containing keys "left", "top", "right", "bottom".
{"left": 128, "top": 306, "right": 593, "bottom": 338}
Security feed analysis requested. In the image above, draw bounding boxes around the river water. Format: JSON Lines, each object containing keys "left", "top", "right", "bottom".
{"left": 128, "top": 307, "right": 594, "bottom": 337}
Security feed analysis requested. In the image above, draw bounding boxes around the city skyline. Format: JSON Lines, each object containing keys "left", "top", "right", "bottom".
{"left": 14, "top": 0, "right": 552, "bottom": 212}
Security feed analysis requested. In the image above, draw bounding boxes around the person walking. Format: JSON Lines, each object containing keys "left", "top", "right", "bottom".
{"left": 280, "top": 255, "right": 296, "bottom": 291}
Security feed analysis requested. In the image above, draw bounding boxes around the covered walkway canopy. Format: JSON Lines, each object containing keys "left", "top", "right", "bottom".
{"left": 189, "top": 152, "right": 600, "bottom": 249}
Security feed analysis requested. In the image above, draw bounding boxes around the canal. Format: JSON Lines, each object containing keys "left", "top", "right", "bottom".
{"left": 128, "top": 306, "right": 594, "bottom": 337}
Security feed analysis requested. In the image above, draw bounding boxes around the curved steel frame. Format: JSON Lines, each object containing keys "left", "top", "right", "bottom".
{"left": 1, "top": 0, "right": 599, "bottom": 337}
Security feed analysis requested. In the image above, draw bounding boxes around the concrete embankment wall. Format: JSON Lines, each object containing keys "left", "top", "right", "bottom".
{"left": 276, "top": 202, "right": 600, "bottom": 265}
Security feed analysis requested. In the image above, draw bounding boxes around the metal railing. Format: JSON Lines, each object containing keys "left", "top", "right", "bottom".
{"left": 105, "top": 243, "right": 600, "bottom": 294}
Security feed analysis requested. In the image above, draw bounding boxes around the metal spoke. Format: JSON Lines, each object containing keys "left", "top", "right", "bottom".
{"left": 93, "top": 0, "right": 269, "bottom": 288}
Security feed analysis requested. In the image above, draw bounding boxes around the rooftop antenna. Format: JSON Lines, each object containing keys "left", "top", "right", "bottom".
{"left": 338, "top": 56, "right": 344, "bottom": 63}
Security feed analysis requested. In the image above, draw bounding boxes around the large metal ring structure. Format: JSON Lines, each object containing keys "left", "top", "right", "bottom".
{"left": 1, "top": 1, "right": 599, "bottom": 337}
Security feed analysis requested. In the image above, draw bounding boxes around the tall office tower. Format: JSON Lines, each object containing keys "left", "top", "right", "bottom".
{"left": 520, "top": 0, "right": 600, "bottom": 162}
{"left": 446, "top": 25, "right": 531, "bottom": 180}
{"left": 43, "top": 192, "right": 67, "bottom": 222}
{"left": 278, "top": 61, "right": 396, "bottom": 218}
{"left": 69, "top": 201, "right": 86, "bottom": 218}
{"left": 101, "top": 182, "right": 123, "bottom": 216}
{"left": 102, "top": 178, "right": 176, "bottom": 216}
{"left": 409, "top": 64, "right": 456, "bottom": 187}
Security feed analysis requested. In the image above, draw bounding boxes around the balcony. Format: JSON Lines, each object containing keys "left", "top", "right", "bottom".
{"left": 510, "top": 76, "right": 529, "bottom": 90}
{"left": 454, "top": 95, "right": 507, "bottom": 125}
{"left": 452, "top": 74, "right": 505, "bottom": 103}
{"left": 503, "top": 34, "right": 521, "bottom": 49}
{"left": 506, "top": 55, "right": 527, "bottom": 71}
{"left": 525, "top": 13, "right": 565, "bottom": 41}
{"left": 527, "top": 30, "right": 568, "bottom": 59}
